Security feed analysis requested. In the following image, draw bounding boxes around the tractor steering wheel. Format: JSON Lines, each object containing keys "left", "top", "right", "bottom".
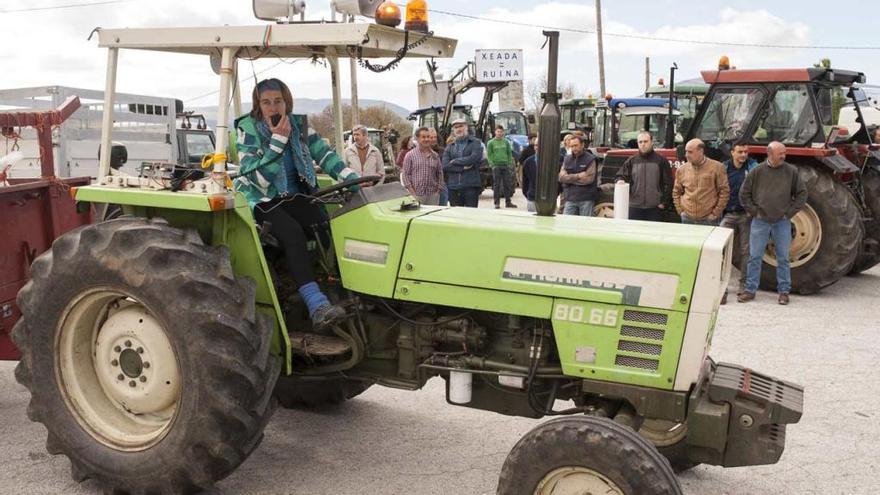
{"left": 312, "top": 175, "right": 382, "bottom": 200}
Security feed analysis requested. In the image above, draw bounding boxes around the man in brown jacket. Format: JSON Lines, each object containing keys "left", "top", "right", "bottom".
{"left": 673, "top": 139, "right": 730, "bottom": 225}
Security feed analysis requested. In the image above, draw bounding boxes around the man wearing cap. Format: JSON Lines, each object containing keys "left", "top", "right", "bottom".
{"left": 442, "top": 118, "right": 483, "bottom": 207}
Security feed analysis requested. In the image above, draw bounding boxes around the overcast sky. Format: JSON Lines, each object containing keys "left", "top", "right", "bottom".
{"left": 2, "top": 0, "right": 879, "bottom": 113}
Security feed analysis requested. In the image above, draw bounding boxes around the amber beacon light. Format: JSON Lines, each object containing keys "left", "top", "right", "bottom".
{"left": 375, "top": 1, "right": 401, "bottom": 27}
{"left": 405, "top": 0, "right": 429, "bottom": 32}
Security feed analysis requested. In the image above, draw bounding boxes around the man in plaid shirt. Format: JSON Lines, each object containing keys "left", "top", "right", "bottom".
{"left": 402, "top": 126, "right": 444, "bottom": 205}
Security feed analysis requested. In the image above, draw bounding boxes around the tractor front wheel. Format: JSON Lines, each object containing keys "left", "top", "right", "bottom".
{"left": 497, "top": 416, "right": 681, "bottom": 495}
{"left": 13, "top": 217, "right": 279, "bottom": 493}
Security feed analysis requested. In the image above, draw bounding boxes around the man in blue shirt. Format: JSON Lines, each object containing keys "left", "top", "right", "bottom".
{"left": 720, "top": 141, "right": 758, "bottom": 304}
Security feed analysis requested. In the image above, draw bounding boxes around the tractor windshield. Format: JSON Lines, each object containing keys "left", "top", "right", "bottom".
{"left": 617, "top": 113, "right": 676, "bottom": 148}
{"left": 495, "top": 112, "right": 527, "bottom": 136}
{"left": 692, "top": 88, "right": 765, "bottom": 143}
{"left": 751, "top": 84, "right": 819, "bottom": 145}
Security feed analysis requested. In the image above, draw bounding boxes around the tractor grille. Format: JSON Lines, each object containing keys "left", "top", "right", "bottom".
{"left": 623, "top": 310, "right": 668, "bottom": 325}
{"left": 616, "top": 309, "right": 668, "bottom": 373}
{"left": 620, "top": 325, "right": 665, "bottom": 341}
{"left": 614, "top": 355, "right": 659, "bottom": 371}
{"left": 617, "top": 340, "right": 662, "bottom": 356}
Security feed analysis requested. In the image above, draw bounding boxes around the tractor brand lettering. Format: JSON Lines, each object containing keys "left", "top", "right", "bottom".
{"left": 501, "top": 258, "right": 679, "bottom": 310}
{"left": 554, "top": 303, "right": 619, "bottom": 327}
{"left": 343, "top": 239, "right": 389, "bottom": 265}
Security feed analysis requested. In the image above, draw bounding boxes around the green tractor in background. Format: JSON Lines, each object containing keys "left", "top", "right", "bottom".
{"left": 12, "top": 22, "right": 803, "bottom": 495}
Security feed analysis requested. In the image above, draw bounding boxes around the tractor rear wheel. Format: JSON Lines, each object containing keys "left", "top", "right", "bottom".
{"left": 497, "top": 416, "right": 681, "bottom": 495}
{"left": 274, "top": 375, "right": 372, "bottom": 409}
{"left": 760, "top": 166, "right": 862, "bottom": 294}
{"left": 850, "top": 167, "right": 880, "bottom": 274}
{"left": 12, "top": 217, "right": 279, "bottom": 494}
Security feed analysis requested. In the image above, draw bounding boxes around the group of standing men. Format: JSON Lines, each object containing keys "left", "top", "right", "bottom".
{"left": 616, "top": 132, "right": 807, "bottom": 305}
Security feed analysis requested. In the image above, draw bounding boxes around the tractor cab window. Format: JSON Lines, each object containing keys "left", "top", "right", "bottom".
{"left": 184, "top": 132, "right": 215, "bottom": 166}
{"left": 420, "top": 112, "right": 437, "bottom": 130}
{"left": 367, "top": 131, "right": 383, "bottom": 149}
{"left": 495, "top": 112, "right": 527, "bottom": 136}
{"left": 692, "top": 87, "right": 765, "bottom": 143}
{"left": 592, "top": 107, "right": 608, "bottom": 146}
{"left": 752, "top": 84, "right": 819, "bottom": 145}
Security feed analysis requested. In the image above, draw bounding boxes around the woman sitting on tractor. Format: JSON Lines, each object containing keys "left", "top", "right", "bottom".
{"left": 234, "top": 78, "right": 359, "bottom": 327}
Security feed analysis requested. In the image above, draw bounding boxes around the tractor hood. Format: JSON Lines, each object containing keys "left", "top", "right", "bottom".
{"left": 331, "top": 186, "right": 731, "bottom": 316}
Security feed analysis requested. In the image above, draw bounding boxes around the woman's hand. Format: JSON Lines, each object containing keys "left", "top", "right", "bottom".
{"left": 269, "top": 114, "right": 291, "bottom": 137}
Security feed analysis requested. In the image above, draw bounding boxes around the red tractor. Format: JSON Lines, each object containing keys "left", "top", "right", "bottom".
{"left": 602, "top": 66, "right": 880, "bottom": 294}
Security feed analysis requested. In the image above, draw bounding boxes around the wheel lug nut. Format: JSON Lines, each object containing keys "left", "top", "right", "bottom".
{"left": 114, "top": 346, "right": 121, "bottom": 352}
{"left": 143, "top": 362, "right": 150, "bottom": 369}
{"left": 129, "top": 380, "right": 137, "bottom": 387}
{"left": 139, "top": 376, "right": 147, "bottom": 383}
{"left": 125, "top": 340, "right": 132, "bottom": 348}
{"left": 137, "top": 347, "right": 144, "bottom": 354}
{"left": 111, "top": 359, "right": 119, "bottom": 367}
{"left": 117, "top": 374, "right": 124, "bottom": 381}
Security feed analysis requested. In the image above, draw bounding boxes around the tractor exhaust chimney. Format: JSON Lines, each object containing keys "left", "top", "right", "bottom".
{"left": 535, "top": 31, "right": 562, "bottom": 217}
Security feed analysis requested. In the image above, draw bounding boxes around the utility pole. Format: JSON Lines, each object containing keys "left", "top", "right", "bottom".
{"left": 349, "top": 14, "right": 360, "bottom": 126}
{"left": 645, "top": 57, "right": 650, "bottom": 92}
{"left": 595, "top": 0, "right": 606, "bottom": 97}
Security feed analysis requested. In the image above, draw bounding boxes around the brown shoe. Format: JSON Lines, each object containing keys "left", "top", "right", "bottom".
{"left": 737, "top": 292, "right": 755, "bottom": 303}
{"left": 720, "top": 292, "right": 728, "bottom": 305}
{"left": 778, "top": 293, "right": 790, "bottom": 305}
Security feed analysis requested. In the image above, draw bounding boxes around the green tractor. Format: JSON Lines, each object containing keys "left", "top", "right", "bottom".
{"left": 12, "top": 23, "right": 802, "bottom": 495}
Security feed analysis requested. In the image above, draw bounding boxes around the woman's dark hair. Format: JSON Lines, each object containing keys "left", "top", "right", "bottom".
{"left": 401, "top": 135, "right": 412, "bottom": 149}
{"left": 250, "top": 78, "right": 293, "bottom": 121}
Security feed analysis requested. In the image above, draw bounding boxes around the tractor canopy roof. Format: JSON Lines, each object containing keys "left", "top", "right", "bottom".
{"left": 96, "top": 23, "right": 456, "bottom": 59}
{"left": 645, "top": 78, "right": 709, "bottom": 96}
{"left": 598, "top": 98, "right": 676, "bottom": 110}
{"left": 701, "top": 68, "right": 866, "bottom": 86}
{"left": 560, "top": 98, "right": 597, "bottom": 107}
{"left": 409, "top": 104, "right": 472, "bottom": 117}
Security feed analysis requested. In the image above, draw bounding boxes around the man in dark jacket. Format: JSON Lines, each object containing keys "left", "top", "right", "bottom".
{"left": 719, "top": 141, "right": 758, "bottom": 304}
{"left": 442, "top": 118, "right": 483, "bottom": 207}
{"left": 558, "top": 135, "right": 598, "bottom": 216}
{"left": 615, "top": 131, "right": 672, "bottom": 221}
{"left": 521, "top": 137, "right": 539, "bottom": 212}
{"left": 738, "top": 141, "right": 807, "bottom": 305}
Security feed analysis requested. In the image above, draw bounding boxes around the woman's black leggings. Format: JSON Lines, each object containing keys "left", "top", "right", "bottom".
{"left": 254, "top": 195, "right": 330, "bottom": 288}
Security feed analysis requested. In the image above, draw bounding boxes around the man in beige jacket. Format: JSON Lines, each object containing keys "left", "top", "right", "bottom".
{"left": 672, "top": 139, "right": 730, "bottom": 225}
{"left": 343, "top": 124, "right": 385, "bottom": 185}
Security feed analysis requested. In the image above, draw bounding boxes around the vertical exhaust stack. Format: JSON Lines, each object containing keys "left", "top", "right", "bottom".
{"left": 535, "top": 31, "right": 562, "bottom": 217}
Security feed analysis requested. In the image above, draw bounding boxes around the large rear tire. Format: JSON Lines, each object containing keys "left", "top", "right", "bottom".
{"left": 850, "top": 167, "right": 880, "bottom": 274}
{"left": 760, "top": 166, "right": 862, "bottom": 294}
{"left": 497, "top": 416, "right": 681, "bottom": 495}
{"left": 12, "top": 217, "right": 280, "bottom": 494}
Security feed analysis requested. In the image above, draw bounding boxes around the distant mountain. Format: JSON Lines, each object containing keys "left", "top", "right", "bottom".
{"left": 190, "top": 98, "right": 411, "bottom": 129}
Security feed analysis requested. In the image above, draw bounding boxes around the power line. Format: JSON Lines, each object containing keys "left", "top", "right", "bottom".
{"left": 428, "top": 8, "right": 880, "bottom": 51}
{"left": 0, "top": 0, "right": 135, "bottom": 13}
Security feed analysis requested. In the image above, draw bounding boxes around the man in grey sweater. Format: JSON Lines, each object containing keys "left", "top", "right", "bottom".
{"left": 738, "top": 142, "right": 807, "bottom": 305}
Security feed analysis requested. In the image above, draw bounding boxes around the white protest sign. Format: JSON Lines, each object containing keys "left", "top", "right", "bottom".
{"left": 475, "top": 49, "right": 523, "bottom": 83}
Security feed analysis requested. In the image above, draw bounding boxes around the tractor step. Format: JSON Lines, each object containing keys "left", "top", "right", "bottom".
{"left": 290, "top": 332, "right": 351, "bottom": 356}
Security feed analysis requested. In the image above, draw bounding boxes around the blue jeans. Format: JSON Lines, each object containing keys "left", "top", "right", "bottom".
{"left": 563, "top": 200, "right": 594, "bottom": 216}
{"left": 438, "top": 186, "right": 448, "bottom": 206}
{"left": 745, "top": 217, "right": 792, "bottom": 294}
{"left": 681, "top": 213, "right": 719, "bottom": 226}
{"left": 448, "top": 187, "right": 480, "bottom": 207}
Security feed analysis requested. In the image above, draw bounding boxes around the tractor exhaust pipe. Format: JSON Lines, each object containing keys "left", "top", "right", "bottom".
{"left": 535, "top": 31, "right": 562, "bottom": 217}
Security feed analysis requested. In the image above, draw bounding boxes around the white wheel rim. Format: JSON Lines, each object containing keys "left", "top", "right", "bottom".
{"left": 57, "top": 289, "right": 180, "bottom": 451}
{"left": 593, "top": 202, "right": 615, "bottom": 218}
{"left": 763, "top": 204, "right": 822, "bottom": 269}
{"left": 535, "top": 466, "right": 624, "bottom": 495}
{"left": 639, "top": 419, "right": 687, "bottom": 447}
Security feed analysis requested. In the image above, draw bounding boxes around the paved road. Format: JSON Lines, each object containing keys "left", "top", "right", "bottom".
{"left": 2, "top": 190, "right": 878, "bottom": 494}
